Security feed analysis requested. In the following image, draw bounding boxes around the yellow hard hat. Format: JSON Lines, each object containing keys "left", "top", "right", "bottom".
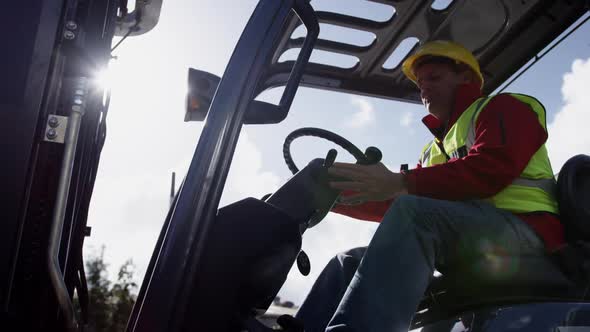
{"left": 402, "top": 40, "right": 484, "bottom": 87}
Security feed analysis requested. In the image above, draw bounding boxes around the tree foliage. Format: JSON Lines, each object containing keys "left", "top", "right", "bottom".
{"left": 84, "top": 246, "right": 137, "bottom": 332}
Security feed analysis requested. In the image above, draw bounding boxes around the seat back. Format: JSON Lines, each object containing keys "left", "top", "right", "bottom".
{"left": 557, "top": 154, "right": 590, "bottom": 241}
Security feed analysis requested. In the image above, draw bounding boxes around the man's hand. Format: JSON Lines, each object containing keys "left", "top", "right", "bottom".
{"left": 328, "top": 162, "right": 408, "bottom": 204}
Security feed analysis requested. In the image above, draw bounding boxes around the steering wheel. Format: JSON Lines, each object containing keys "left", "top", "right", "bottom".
{"left": 283, "top": 127, "right": 382, "bottom": 174}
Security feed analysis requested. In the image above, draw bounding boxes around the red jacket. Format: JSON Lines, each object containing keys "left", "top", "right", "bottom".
{"left": 333, "top": 83, "right": 564, "bottom": 251}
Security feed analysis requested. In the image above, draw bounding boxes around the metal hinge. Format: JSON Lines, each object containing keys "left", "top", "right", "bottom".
{"left": 44, "top": 115, "right": 69, "bottom": 144}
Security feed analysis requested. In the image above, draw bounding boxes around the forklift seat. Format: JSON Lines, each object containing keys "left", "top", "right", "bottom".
{"left": 557, "top": 154, "right": 590, "bottom": 242}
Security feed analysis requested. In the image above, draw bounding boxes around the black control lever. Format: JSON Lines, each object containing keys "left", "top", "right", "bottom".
{"left": 323, "top": 148, "right": 338, "bottom": 167}
{"left": 295, "top": 149, "right": 339, "bottom": 276}
{"left": 277, "top": 315, "right": 305, "bottom": 332}
{"left": 304, "top": 149, "right": 339, "bottom": 228}
{"left": 296, "top": 250, "right": 311, "bottom": 276}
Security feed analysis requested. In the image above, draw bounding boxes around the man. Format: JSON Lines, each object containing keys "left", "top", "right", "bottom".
{"left": 294, "top": 40, "right": 564, "bottom": 332}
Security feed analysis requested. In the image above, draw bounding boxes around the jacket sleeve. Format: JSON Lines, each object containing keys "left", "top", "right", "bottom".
{"left": 404, "top": 94, "right": 548, "bottom": 200}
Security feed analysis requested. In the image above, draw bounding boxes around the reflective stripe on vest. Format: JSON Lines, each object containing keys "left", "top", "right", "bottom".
{"left": 465, "top": 98, "right": 488, "bottom": 148}
{"left": 420, "top": 141, "right": 434, "bottom": 165}
{"left": 466, "top": 95, "right": 558, "bottom": 201}
{"left": 420, "top": 93, "right": 559, "bottom": 214}
{"left": 420, "top": 139, "right": 448, "bottom": 166}
{"left": 512, "top": 177, "right": 557, "bottom": 197}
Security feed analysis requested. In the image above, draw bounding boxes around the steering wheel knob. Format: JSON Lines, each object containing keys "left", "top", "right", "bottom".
{"left": 363, "top": 146, "right": 382, "bottom": 165}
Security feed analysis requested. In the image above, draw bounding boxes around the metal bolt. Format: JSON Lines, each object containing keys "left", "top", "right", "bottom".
{"left": 48, "top": 117, "right": 59, "bottom": 128}
{"left": 63, "top": 30, "right": 75, "bottom": 40}
{"left": 73, "top": 97, "right": 83, "bottom": 105}
{"left": 46, "top": 128, "right": 57, "bottom": 140}
{"left": 65, "top": 21, "right": 77, "bottom": 30}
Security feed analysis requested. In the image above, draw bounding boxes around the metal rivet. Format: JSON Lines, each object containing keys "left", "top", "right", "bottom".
{"left": 65, "top": 21, "right": 77, "bottom": 30}
{"left": 48, "top": 117, "right": 59, "bottom": 128}
{"left": 64, "top": 30, "right": 75, "bottom": 40}
{"left": 46, "top": 129, "right": 57, "bottom": 140}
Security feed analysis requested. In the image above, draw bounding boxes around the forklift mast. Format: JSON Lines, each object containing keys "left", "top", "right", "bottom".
{"left": 0, "top": 1, "right": 161, "bottom": 330}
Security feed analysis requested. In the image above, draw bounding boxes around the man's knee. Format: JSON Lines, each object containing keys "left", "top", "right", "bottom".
{"left": 319, "top": 247, "right": 366, "bottom": 284}
{"left": 334, "top": 247, "right": 366, "bottom": 267}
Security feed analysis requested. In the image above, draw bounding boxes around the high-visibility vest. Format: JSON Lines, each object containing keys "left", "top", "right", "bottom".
{"left": 419, "top": 93, "right": 559, "bottom": 214}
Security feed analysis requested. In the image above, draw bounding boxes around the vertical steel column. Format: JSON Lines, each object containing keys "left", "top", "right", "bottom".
{"left": 47, "top": 77, "right": 88, "bottom": 332}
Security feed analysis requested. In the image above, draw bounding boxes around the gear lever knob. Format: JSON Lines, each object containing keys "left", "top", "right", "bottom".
{"left": 323, "top": 149, "right": 338, "bottom": 167}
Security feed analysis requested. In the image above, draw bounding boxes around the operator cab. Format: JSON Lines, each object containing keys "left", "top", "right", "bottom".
{"left": 128, "top": 1, "right": 590, "bottom": 332}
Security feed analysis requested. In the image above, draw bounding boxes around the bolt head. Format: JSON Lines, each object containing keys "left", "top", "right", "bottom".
{"left": 64, "top": 30, "right": 75, "bottom": 40}
{"left": 65, "top": 21, "right": 77, "bottom": 30}
{"left": 48, "top": 117, "right": 59, "bottom": 128}
{"left": 46, "top": 128, "right": 57, "bottom": 140}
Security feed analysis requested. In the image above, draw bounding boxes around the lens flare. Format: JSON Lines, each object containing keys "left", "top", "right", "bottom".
{"left": 94, "top": 67, "right": 112, "bottom": 91}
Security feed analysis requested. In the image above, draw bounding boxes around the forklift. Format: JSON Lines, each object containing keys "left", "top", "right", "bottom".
{"left": 2, "top": 0, "right": 590, "bottom": 331}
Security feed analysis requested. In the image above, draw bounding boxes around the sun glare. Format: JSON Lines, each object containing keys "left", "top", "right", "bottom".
{"left": 94, "top": 67, "right": 113, "bottom": 91}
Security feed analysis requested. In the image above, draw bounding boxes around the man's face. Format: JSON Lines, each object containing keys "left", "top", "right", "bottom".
{"left": 414, "top": 62, "right": 469, "bottom": 122}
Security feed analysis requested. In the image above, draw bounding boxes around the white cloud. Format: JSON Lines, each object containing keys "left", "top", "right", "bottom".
{"left": 85, "top": 171, "right": 171, "bottom": 283}
{"left": 547, "top": 57, "right": 590, "bottom": 171}
{"left": 401, "top": 111, "right": 416, "bottom": 127}
{"left": 220, "top": 133, "right": 282, "bottom": 204}
{"left": 86, "top": 131, "right": 283, "bottom": 285}
{"left": 344, "top": 97, "right": 376, "bottom": 128}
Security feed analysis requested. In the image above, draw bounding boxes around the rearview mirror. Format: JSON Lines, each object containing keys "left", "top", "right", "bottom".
{"left": 185, "top": 68, "right": 289, "bottom": 124}
{"left": 185, "top": 68, "right": 220, "bottom": 122}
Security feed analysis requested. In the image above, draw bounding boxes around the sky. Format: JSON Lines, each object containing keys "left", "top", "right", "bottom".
{"left": 85, "top": 0, "right": 590, "bottom": 315}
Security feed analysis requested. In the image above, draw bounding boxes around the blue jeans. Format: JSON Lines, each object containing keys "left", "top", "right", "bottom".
{"left": 295, "top": 195, "right": 545, "bottom": 332}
